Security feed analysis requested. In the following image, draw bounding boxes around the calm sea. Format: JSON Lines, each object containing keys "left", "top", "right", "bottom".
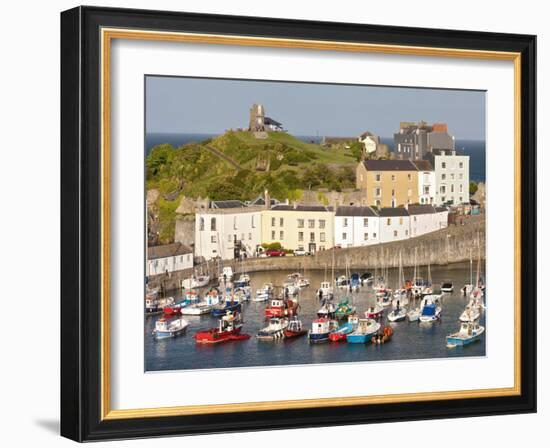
{"left": 145, "top": 262, "right": 486, "bottom": 372}
{"left": 145, "top": 133, "right": 486, "bottom": 182}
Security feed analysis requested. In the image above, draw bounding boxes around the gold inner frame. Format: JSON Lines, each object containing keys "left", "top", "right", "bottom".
{"left": 100, "top": 28, "right": 522, "bottom": 421}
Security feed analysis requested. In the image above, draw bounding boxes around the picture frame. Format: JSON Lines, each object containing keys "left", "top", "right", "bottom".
{"left": 60, "top": 5, "right": 536, "bottom": 441}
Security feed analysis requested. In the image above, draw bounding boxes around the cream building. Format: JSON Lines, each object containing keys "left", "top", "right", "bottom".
{"left": 261, "top": 204, "right": 334, "bottom": 253}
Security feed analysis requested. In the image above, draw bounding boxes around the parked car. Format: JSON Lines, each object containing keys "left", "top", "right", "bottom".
{"left": 293, "top": 249, "right": 310, "bottom": 256}
{"left": 265, "top": 249, "right": 286, "bottom": 257}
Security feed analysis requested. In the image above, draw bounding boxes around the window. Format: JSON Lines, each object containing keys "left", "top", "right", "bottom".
{"left": 393, "top": 230, "right": 398, "bottom": 237}
{"left": 298, "top": 232, "right": 304, "bottom": 242}
{"left": 373, "top": 233, "right": 377, "bottom": 238}
{"left": 375, "top": 188, "right": 381, "bottom": 197}
{"left": 241, "top": 233, "right": 245, "bottom": 241}
{"left": 375, "top": 173, "right": 381, "bottom": 182}
{"left": 405, "top": 230, "right": 409, "bottom": 236}
{"left": 442, "top": 173, "right": 446, "bottom": 180}
{"left": 279, "top": 217, "right": 284, "bottom": 227}
{"left": 363, "top": 218, "right": 368, "bottom": 227}
{"left": 308, "top": 219, "right": 315, "bottom": 229}
{"left": 442, "top": 162, "right": 446, "bottom": 169}
{"left": 459, "top": 196, "right": 463, "bottom": 202}
{"left": 391, "top": 174, "right": 396, "bottom": 181}
{"left": 319, "top": 246, "right": 325, "bottom": 251}
{"left": 375, "top": 200, "right": 381, "bottom": 207}
{"left": 320, "top": 232, "right": 326, "bottom": 242}
{"left": 441, "top": 196, "right": 446, "bottom": 202}
{"left": 271, "top": 217, "right": 276, "bottom": 227}
{"left": 387, "top": 218, "right": 391, "bottom": 225}
{"left": 297, "top": 219, "right": 304, "bottom": 228}
{"left": 451, "top": 184, "right": 455, "bottom": 193}
{"left": 459, "top": 184, "right": 463, "bottom": 193}
{"left": 271, "top": 230, "right": 275, "bottom": 239}
{"left": 310, "top": 232, "right": 315, "bottom": 242}
{"left": 211, "top": 217, "right": 217, "bottom": 231}
{"left": 414, "top": 216, "right": 417, "bottom": 222}
{"left": 280, "top": 231, "right": 284, "bottom": 240}
{"left": 180, "top": 256, "right": 184, "bottom": 262}
{"left": 233, "top": 216, "right": 237, "bottom": 230}
{"left": 408, "top": 173, "right": 412, "bottom": 181}
{"left": 343, "top": 218, "right": 348, "bottom": 227}
{"left": 199, "top": 217, "right": 204, "bottom": 231}
{"left": 459, "top": 162, "right": 464, "bottom": 169}
{"left": 399, "top": 217, "right": 403, "bottom": 225}
{"left": 451, "top": 173, "right": 455, "bottom": 180}
{"left": 392, "top": 189, "right": 395, "bottom": 197}
{"left": 211, "top": 235, "right": 217, "bottom": 243}
{"left": 459, "top": 173, "right": 463, "bottom": 180}
{"left": 342, "top": 232, "right": 347, "bottom": 240}
{"left": 319, "top": 219, "right": 326, "bottom": 229}
{"left": 251, "top": 215, "right": 255, "bottom": 228}
{"left": 248, "top": 233, "right": 252, "bottom": 240}
{"left": 440, "top": 186, "right": 446, "bottom": 194}
{"left": 364, "top": 233, "right": 368, "bottom": 241}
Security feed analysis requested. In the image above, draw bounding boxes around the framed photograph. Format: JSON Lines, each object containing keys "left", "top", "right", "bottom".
{"left": 61, "top": 6, "right": 536, "bottom": 441}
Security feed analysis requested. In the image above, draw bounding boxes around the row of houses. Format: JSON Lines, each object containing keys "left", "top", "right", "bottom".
{"left": 355, "top": 149, "right": 469, "bottom": 208}
{"left": 194, "top": 201, "right": 448, "bottom": 261}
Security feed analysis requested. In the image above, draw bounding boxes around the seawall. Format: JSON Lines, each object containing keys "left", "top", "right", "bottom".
{"left": 149, "top": 218, "right": 485, "bottom": 292}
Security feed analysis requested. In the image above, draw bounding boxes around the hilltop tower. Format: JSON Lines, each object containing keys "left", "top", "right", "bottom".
{"left": 249, "top": 104, "right": 265, "bottom": 132}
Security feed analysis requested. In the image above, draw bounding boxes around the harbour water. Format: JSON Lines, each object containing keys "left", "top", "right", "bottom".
{"left": 145, "top": 261, "right": 486, "bottom": 372}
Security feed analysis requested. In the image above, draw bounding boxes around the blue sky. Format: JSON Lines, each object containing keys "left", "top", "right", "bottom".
{"left": 146, "top": 76, "right": 486, "bottom": 140}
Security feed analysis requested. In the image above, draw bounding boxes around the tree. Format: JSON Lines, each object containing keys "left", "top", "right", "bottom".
{"left": 469, "top": 181, "right": 478, "bottom": 196}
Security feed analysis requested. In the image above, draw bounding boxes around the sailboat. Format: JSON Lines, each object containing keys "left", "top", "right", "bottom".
{"left": 387, "top": 302, "right": 407, "bottom": 322}
{"left": 462, "top": 248, "right": 474, "bottom": 296}
{"left": 392, "top": 251, "right": 409, "bottom": 306}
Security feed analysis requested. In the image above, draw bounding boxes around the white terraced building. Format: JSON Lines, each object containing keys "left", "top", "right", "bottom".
{"left": 378, "top": 208, "right": 411, "bottom": 243}
{"left": 432, "top": 149, "right": 470, "bottom": 206}
{"left": 408, "top": 204, "right": 449, "bottom": 237}
{"left": 194, "top": 200, "right": 263, "bottom": 261}
{"left": 334, "top": 206, "right": 380, "bottom": 248}
{"left": 146, "top": 243, "right": 193, "bottom": 277}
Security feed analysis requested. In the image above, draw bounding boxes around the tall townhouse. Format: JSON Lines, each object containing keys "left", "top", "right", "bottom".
{"left": 429, "top": 149, "right": 470, "bottom": 205}
{"left": 260, "top": 204, "right": 334, "bottom": 254}
{"left": 356, "top": 159, "right": 420, "bottom": 208}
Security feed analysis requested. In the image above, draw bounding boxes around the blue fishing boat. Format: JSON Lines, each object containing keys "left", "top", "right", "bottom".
{"left": 446, "top": 322, "right": 485, "bottom": 347}
{"left": 419, "top": 296, "right": 441, "bottom": 323}
{"left": 350, "top": 273, "right": 361, "bottom": 290}
{"left": 329, "top": 315, "right": 359, "bottom": 342}
{"left": 346, "top": 318, "right": 381, "bottom": 344}
{"left": 211, "top": 297, "right": 242, "bottom": 317}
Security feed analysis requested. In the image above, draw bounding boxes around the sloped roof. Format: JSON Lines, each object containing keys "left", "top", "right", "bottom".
{"left": 271, "top": 204, "right": 333, "bottom": 212}
{"left": 362, "top": 159, "right": 417, "bottom": 171}
{"left": 211, "top": 200, "right": 245, "bottom": 209}
{"left": 411, "top": 160, "right": 433, "bottom": 171}
{"left": 407, "top": 205, "right": 436, "bottom": 215}
{"left": 435, "top": 206, "right": 449, "bottom": 213}
{"left": 148, "top": 243, "right": 192, "bottom": 260}
{"left": 335, "top": 206, "right": 378, "bottom": 217}
{"left": 378, "top": 207, "right": 409, "bottom": 217}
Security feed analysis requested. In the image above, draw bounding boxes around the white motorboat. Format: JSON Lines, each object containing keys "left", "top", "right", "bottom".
{"left": 387, "top": 306, "right": 407, "bottom": 322}
{"left": 317, "top": 281, "right": 333, "bottom": 298}
{"left": 459, "top": 299, "right": 481, "bottom": 322}
{"left": 152, "top": 317, "right": 189, "bottom": 339}
{"left": 257, "top": 317, "right": 289, "bottom": 340}
{"left": 218, "top": 266, "right": 234, "bottom": 285}
{"left": 179, "top": 302, "right": 212, "bottom": 315}
{"left": 253, "top": 283, "right": 274, "bottom": 302}
{"left": 181, "top": 274, "right": 210, "bottom": 289}
{"left": 418, "top": 295, "right": 442, "bottom": 323}
{"left": 446, "top": 322, "right": 485, "bottom": 348}
{"left": 441, "top": 281, "right": 454, "bottom": 293}
{"left": 407, "top": 307, "right": 421, "bottom": 322}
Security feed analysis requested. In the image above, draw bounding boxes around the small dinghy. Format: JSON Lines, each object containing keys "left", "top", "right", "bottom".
{"left": 446, "top": 322, "right": 485, "bottom": 348}
{"left": 371, "top": 326, "right": 393, "bottom": 344}
{"left": 360, "top": 272, "right": 373, "bottom": 285}
{"left": 308, "top": 318, "right": 338, "bottom": 343}
{"left": 335, "top": 275, "right": 350, "bottom": 289}
{"left": 152, "top": 317, "right": 189, "bottom": 339}
{"left": 377, "top": 291, "right": 392, "bottom": 307}
{"left": 346, "top": 318, "right": 381, "bottom": 344}
{"left": 317, "top": 281, "right": 333, "bottom": 299}
{"left": 284, "top": 317, "right": 307, "bottom": 339}
{"left": 329, "top": 314, "right": 359, "bottom": 342}
{"left": 257, "top": 317, "right": 289, "bottom": 340}
{"left": 387, "top": 305, "right": 407, "bottom": 322}
{"left": 364, "top": 305, "right": 384, "bottom": 319}
{"left": 441, "top": 281, "right": 454, "bottom": 293}
{"left": 194, "top": 311, "right": 249, "bottom": 344}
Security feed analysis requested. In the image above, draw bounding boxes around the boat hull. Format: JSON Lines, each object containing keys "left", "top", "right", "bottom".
{"left": 194, "top": 327, "right": 248, "bottom": 344}
{"left": 308, "top": 332, "right": 330, "bottom": 343}
{"left": 446, "top": 335, "right": 481, "bottom": 346}
{"left": 211, "top": 303, "right": 241, "bottom": 317}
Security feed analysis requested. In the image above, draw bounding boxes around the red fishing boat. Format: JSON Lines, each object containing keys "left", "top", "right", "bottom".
{"left": 162, "top": 305, "right": 182, "bottom": 316}
{"left": 264, "top": 297, "right": 299, "bottom": 318}
{"left": 283, "top": 317, "right": 307, "bottom": 338}
{"left": 194, "top": 311, "right": 250, "bottom": 344}
{"left": 364, "top": 305, "right": 384, "bottom": 319}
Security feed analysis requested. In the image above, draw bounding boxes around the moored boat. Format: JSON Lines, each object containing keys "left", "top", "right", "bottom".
{"left": 211, "top": 297, "right": 242, "bottom": 317}
{"left": 441, "top": 281, "right": 454, "bottom": 293}
{"left": 346, "top": 318, "right": 381, "bottom": 343}
{"left": 253, "top": 283, "right": 274, "bottom": 302}
{"left": 257, "top": 317, "right": 289, "bottom": 340}
{"left": 317, "top": 299, "right": 337, "bottom": 318}
{"left": 308, "top": 318, "right": 338, "bottom": 343}
{"left": 329, "top": 314, "right": 359, "bottom": 342}
{"left": 181, "top": 274, "right": 210, "bottom": 289}
{"left": 459, "top": 299, "right": 481, "bottom": 322}
{"left": 377, "top": 291, "right": 392, "bottom": 307}
{"left": 265, "top": 297, "right": 299, "bottom": 318}
{"left": 152, "top": 317, "right": 189, "bottom": 339}
{"left": 334, "top": 298, "right": 357, "bottom": 319}
{"left": 284, "top": 317, "right": 307, "bottom": 339}
{"left": 317, "top": 281, "right": 333, "bottom": 298}
{"left": 194, "top": 311, "right": 249, "bottom": 344}
{"left": 145, "top": 295, "right": 175, "bottom": 315}
{"left": 179, "top": 301, "right": 212, "bottom": 315}
{"left": 364, "top": 305, "right": 384, "bottom": 319}
{"left": 407, "top": 306, "right": 421, "bottom": 322}
{"left": 371, "top": 326, "right": 394, "bottom": 344}
{"left": 387, "top": 305, "right": 407, "bottom": 322}
{"left": 446, "top": 322, "right": 485, "bottom": 347}
{"left": 418, "top": 295, "right": 442, "bottom": 323}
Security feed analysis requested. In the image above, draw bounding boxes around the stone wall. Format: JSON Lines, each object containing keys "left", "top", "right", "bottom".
{"left": 174, "top": 217, "right": 195, "bottom": 248}
{"left": 149, "top": 218, "right": 485, "bottom": 292}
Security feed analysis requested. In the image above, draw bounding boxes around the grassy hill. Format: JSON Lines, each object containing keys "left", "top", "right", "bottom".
{"left": 146, "top": 130, "right": 361, "bottom": 243}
